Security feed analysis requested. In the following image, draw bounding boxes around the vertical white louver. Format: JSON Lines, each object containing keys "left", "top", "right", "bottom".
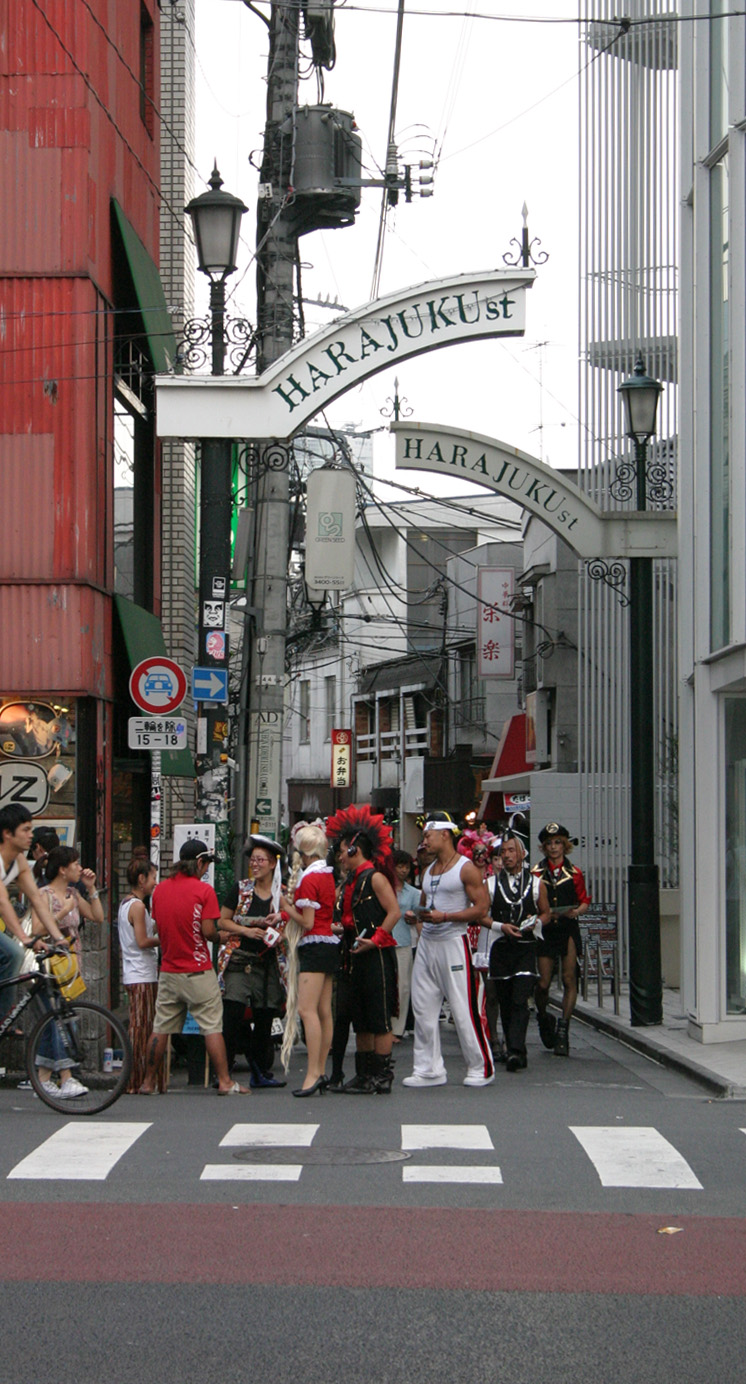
{"left": 579, "top": 1, "right": 679, "bottom": 971}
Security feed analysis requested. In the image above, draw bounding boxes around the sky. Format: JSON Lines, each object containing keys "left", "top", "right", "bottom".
{"left": 193, "top": 1, "right": 583, "bottom": 482}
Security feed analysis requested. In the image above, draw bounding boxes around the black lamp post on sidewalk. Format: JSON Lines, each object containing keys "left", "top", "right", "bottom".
{"left": 617, "top": 355, "right": 664, "bottom": 1026}
{"left": 185, "top": 167, "right": 247, "bottom": 875}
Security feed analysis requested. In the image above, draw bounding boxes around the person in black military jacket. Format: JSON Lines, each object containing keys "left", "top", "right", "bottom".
{"left": 532, "top": 823, "right": 590, "bottom": 1057}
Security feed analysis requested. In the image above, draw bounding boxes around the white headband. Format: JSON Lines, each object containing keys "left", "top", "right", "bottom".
{"left": 423, "top": 819, "right": 457, "bottom": 833}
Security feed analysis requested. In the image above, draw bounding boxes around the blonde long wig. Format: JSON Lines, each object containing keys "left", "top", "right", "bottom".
{"left": 280, "top": 822, "right": 329, "bottom": 1072}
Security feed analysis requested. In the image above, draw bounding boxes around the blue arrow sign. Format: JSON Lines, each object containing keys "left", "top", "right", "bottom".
{"left": 192, "top": 667, "right": 229, "bottom": 704}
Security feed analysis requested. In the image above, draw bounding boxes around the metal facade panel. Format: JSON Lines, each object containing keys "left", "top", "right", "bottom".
{"left": 0, "top": 275, "right": 111, "bottom": 584}
{"left": 0, "top": 583, "right": 111, "bottom": 698}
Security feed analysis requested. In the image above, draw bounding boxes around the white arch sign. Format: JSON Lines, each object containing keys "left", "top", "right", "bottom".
{"left": 393, "top": 421, "right": 677, "bottom": 560}
{"left": 156, "top": 270, "right": 534, "bottom": 441}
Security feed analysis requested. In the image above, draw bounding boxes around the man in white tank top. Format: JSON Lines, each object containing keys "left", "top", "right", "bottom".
{"left": 403, "top": 811, "right": 494, "bottom": 1087}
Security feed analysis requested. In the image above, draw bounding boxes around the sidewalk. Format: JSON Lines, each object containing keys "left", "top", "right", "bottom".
{"left": 561, "top": 984, "right": 746, "bottom": 1098}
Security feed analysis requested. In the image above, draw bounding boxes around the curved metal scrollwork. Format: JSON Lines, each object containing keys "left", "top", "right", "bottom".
{"left": 609, "top": 460, "right": 637, "bottom": 504}
{"left": 258, "top": 442, "right": 292, "bottom": 475}
{"left": 502, "top": 234, "right": 549, "bottom": 269}
{"left": 645, "top": 460, "right": 674, "bottom": 505}
{"left": 175, "top": 314, "right": 257, "bottom": 374}
{"left": 586, "top": 558, "right": 630, "bottom": 607}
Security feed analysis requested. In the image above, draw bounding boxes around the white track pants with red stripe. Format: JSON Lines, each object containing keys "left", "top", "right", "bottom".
{"left": 410, "top": 930, "right": 494, "bottom": 1081}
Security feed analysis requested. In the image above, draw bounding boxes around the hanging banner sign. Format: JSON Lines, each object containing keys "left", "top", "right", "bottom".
{"left": 477, "top": 568, "right": 515, "bottom": 678}
{"left": 156, "top": 270, "right": 534, "bottom": 441}
{"left": 331, "top": 729, "right": 352, "bottom": 788}
{"left": 305, "top": 468, "right": 357, "bottom": 590}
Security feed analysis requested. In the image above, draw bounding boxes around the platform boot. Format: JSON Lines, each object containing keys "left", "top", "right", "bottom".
{"left": 342, "top": 1051, "right": 376, "bottom": 1093}
{"left": 372, "top": 1053, "right": 395, "bottom": 1094}
{"left": 554, "top": 1017, "right": 570, "bottom": 1057}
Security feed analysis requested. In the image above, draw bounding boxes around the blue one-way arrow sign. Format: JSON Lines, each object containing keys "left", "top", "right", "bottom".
{"left": 192, "top": 667, "right": 229, "bottom": 704}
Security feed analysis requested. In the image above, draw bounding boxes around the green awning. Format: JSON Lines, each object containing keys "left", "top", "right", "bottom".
{"left": 111, "top": 200, "right": 176, "bottom": 374}
{"left": 114, "top": 595, "right": 195, "bottom": 779}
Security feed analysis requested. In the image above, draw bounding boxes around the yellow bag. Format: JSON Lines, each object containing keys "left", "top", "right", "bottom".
{"left": 46, "top": 951, "right": 86, "bottom": 1000}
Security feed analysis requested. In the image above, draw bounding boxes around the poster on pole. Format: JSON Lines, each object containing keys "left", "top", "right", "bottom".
{"left": 304, "top": 468, "right": 357, "bottom": 590}
{"left": 477, "top": 567, "right": 515, "bottom": 678}
{"left": 249, "top": 710, "right": 283, "bottom": 837}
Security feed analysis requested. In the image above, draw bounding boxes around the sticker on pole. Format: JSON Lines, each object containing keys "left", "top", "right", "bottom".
{"left": 130, "top": 657, "right": 188, "bottom": 714}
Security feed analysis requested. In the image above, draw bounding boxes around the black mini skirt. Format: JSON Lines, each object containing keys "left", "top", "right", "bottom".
{"left": 297, "top": 941, "right": 341, "bottom": 975}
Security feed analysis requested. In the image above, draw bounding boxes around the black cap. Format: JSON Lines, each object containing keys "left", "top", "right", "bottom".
{"left": 179, "top": 838, "right": 214, "bottom": 863}
{"left": 538, "top": 822, "right": 570, "bottom": 844}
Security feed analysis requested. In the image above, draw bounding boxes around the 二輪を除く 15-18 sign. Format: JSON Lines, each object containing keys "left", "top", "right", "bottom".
{"left": 129, "top": 657, "right": 187, "bottom": 715}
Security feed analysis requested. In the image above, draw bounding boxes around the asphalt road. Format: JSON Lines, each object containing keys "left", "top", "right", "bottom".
{"left": 2, "top": 1018, "right": 745, "bottom": 1384}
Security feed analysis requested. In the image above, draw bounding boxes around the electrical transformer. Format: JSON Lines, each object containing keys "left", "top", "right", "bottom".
{"left": 289, "top": 105, "right": 362, "bottom": 235}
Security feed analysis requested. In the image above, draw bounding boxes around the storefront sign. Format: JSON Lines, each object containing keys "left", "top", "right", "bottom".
{"left": 477, "top": 568, "right": 514, "bottom": 678}
{"left": 331, "top": 729, "right": 352, "bottom": 788}
{"left": 0, "top": 760, "right": 50, "bottom": 815}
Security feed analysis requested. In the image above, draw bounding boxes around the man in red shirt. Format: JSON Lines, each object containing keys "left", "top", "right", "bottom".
{"left": 139, "top": 840, "right": 249, "bottom": 1095}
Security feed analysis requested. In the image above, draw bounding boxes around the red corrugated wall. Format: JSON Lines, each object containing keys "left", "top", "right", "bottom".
{"left": 0, "top": 0, "right": 162, "bottom": 878}
{"left": 0, "top": 0, "right": 161, "bottom": 658}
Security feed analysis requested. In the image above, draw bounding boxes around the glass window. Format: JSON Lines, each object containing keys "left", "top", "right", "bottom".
{"left": 725, "top": 699, "right": 746, "bottom": 1014}
{"left": 299, "top": 680, "right": 311, "bottom": 743}
{"left": 324, "top": 675, "right": 336, "bottom": 741}
{"left": 709, "top": 154, "right": 730, "bottom": 650}
{"left": 709, "top": 2, "right": 730, "bottom": 147}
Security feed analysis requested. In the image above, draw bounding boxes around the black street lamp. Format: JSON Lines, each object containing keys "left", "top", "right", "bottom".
{"left": 618, "top": 355, "right": 664, "bottom": 1026}
{"left": 186, "top": 167, "right": 247, "bottom": 875}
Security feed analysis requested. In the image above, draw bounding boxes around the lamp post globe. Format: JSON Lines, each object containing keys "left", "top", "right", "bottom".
{"left": 618, "top": 354, "right": 663, "bottom": 445}
{"left": 186, "top": 164, "right": 247, "bottom": 282}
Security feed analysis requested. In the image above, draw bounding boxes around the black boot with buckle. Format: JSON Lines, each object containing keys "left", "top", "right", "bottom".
{"left": 372, "top": 1053, "right": 395, "bottom": 1094}
{"left": 342, "top": 1051, "right": 376, "bottom": 1093}
{"left": 554, "top": 1018, "right": 569, "bottom": 1057}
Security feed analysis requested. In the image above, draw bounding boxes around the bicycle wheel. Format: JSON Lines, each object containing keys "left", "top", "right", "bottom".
{"left": 26, "top": 1000, "right": 132, "bottom": 1115}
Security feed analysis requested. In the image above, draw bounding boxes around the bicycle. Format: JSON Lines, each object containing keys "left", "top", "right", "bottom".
{"left": 0, "top": 943, "right": 132, "bottom": 1114}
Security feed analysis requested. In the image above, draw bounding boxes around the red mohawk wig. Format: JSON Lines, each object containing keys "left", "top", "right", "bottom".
{"left": 326, "top": 803, "right": 394, "bottom": 872}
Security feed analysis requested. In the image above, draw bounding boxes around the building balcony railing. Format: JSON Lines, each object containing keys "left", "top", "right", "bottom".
{"left": 452, "top": 697, "right": 485, "bottom": 729}
{"left": 355, "top": 727, "right": 429, "bottom": 761}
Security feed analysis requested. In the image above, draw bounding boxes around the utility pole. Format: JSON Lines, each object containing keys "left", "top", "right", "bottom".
{"left": 246, "top": 2, "right": 301, "bottom": 839}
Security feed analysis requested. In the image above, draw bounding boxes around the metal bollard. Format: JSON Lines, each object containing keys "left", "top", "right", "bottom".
{"left": 612, "top": 940, "right": 620, "bottom": 1015}
{"left": 582, "top": 945, "right": 589, "bottom": 1001}
{"left": 596, "top": 940, "right": 604, "bottom": 1008}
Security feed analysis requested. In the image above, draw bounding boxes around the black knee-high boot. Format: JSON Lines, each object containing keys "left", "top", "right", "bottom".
{"left": 342, "top": 1050, "right": 375, "bottom": 1093}
{"left": 372, "top": 1053, "right": 395, "bottom": 1094}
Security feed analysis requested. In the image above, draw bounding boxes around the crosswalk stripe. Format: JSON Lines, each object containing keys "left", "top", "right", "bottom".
{"left": 7, "top": 1122, "right": 151, "bottom": 1181}
{"left": 220, "top": 1123, "right": 319, "bottom": 1147}
{"left": 569, "top": 1126, "right": 703, "bottom": 1189}
{"left": 401, "top": 1124, "right": 494, "bottom": 1151}
{"left": 200, "top": 1164, "right": 302, "bottom": 1182}
{"left": 403, "top": 1165, "right": 503, "bottom": 1184}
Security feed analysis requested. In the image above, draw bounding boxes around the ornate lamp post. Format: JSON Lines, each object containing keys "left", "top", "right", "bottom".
{"left": 618, "top": 355, "right": 664, "bottom": 1025}
{"left": 185, "top": 167, "right": 247, "bottom": 881}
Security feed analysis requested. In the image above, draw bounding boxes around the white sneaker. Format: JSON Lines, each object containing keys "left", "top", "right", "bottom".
{"left": 40, "top": 1079, "right": 60, "bottom": 1096}
{"left": 402, "top": 1072, "right": 447, "bottom": 1088}
{"left": 59, "top": 1077, "right": 89, "bottom": 1098}
{"left": 463, "top": 1071, "right": 495, "bottom": 1087}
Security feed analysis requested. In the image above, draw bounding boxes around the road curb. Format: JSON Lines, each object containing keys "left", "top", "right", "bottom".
{"left": 563, "top": 1000, "right": 740, "bottom": 1099}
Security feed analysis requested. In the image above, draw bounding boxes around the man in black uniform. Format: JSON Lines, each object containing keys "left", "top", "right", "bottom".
{"left": 532, "top": 823, "right": 590, "bottom": 1057}
{"left": 485, "top": 823, "right": 550, "bottom": 1071}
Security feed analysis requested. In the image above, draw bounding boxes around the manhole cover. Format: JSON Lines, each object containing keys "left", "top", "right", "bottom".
{"left": 233, "top": 1146, "right": 411, "bottom": 1166}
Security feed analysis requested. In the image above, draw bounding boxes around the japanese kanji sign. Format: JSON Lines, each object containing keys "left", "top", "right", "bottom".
{"left": 477, "top": 567, "right": 514, "bottom": 679}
